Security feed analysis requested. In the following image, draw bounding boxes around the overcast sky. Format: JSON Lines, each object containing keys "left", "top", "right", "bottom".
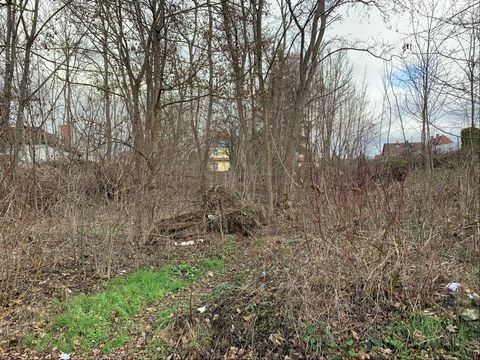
{"left": 328, "top": 3, "right": 469, "bottom": 153}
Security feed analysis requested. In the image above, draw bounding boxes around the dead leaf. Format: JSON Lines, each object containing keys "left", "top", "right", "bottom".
{"left": 381, "top": 348, "right": 393, "bottom": 357}
{"left": 356, "top": 351, "right": 370, "bottom": 360}
{"left": 413, "top": 329, "right": 425, "bottom": 342}
{"left": 243, "top": 313, "right": 255, "bottom": 322}
{"left": 446, "top": 324, "right": 457, "bottom": 333}
{"left": 269, "top": 332, "right": 285, "bottom": 346}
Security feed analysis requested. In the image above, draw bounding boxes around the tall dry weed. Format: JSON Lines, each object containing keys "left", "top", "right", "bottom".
{"left": 279, "top": 157, "right": 479, "bottom": 334}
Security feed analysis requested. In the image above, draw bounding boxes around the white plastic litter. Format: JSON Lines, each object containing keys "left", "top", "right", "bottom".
{"left": 179, "top": 240, "right": 195, "bottom": 246}
{"left": 197, "top": 306, "right": 207, "bottom": 313}
{"left": 59, "top": 353, "right": 71, "bottom": 360}
{"left": 174, "top": 239, "right": 204, "bottom": 246}
{"left": 446, "top": 282, "right": 461, "bottom": 292}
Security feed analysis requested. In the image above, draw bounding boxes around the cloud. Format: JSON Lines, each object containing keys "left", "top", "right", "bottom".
{"left": 326, "top": 6, "right": 404, "bottom": 115}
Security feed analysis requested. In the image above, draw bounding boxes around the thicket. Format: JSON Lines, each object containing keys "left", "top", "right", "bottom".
{"left": 461, "top": 127, "right": 480, "bottom": 155}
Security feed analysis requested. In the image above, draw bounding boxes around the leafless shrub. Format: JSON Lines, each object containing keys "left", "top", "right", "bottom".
{"left": 277, "top": 160, "right": 479, "bottom": 335}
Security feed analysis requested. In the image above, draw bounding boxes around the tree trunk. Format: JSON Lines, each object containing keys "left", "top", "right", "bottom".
{"left": 200, "top": 0, "right": 215, "bottom": 195}
{"left": 13, "top": 0, "right": 40, "bottom": 167}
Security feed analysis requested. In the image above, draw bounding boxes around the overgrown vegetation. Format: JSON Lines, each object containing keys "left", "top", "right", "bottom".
{"left": 1, "top": 154, "right": 478, "bottom": 359}
{"left": 1, "top": 0, "right": 479, "bottom": 358}
{"left": 461, "top": 127, "right": 480, "bottom": 155}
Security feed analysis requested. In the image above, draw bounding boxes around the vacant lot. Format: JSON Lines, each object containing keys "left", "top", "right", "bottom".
{"left": 1, "top": 156, "right": 478, "bottom": 359}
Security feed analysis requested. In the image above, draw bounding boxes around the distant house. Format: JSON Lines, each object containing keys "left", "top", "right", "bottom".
{"left": 208, "top": 142, "right": 230, "bottom": 172}
{"left": 381, "top": 141, "right": 422, "bottom": 157}
{"left": 381, "top": 134, "right": 455, "bottom": 157}
{"left": 0, "top": 126, "right": 77, "bottom": 163}
{"left": 431, "top": 134, "right": 455, "bottom": 153}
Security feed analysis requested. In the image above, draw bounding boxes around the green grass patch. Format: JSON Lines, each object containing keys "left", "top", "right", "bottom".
{"left": 210, "top": 269, "right": 248, "bottom": 300}
{"left": 23, "top": 259, "right": 223, "bottom": 354}
{"left": 170, "top": 258, "right": 223, "bottom": 280}
{"left": 372, "top": 313, "right": 476, "bottom": 359}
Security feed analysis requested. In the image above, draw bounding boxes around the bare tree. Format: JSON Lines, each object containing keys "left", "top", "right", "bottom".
{"left": 1, "top": 0, "right": 18, "bottom": 143}
{"left": 220, "top": 0, "right": 253, "bottom": 195}
{"left": 445, "top": 0, "right": 479, "bottom": 129}
{"left": 396, "top": 0, "right": 452, "bottom": 175}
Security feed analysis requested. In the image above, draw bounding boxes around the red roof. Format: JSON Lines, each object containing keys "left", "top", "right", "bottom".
{"left": 431, "top": 134, "right": 453, "bottom": 145}
{"left": 381, "top": 135, "right": 454, "bottom": 157}
{"left": 381, "top": 142, "right": 422, "bottom": 157}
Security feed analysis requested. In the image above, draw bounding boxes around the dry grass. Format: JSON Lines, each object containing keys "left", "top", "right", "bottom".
{"left": 0, "top": 160, "right": 201, "bottom": 305}
{"left": 279, "top": 159, "right": 479, "bottom": 336}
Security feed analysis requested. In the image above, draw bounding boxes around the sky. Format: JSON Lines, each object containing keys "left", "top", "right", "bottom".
{"left": 328, "top": 5, "right": 405, "bottom": 153}
{"left": 328, "top": 5, "right": 400, "bottom": 102}
{"left": 328, "top": 2, "right": 470, "bottom": 154}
